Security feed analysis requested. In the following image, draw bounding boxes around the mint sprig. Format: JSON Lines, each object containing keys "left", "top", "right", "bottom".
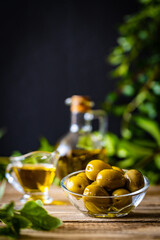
{"left": 0, "top": 201, "right": 62, "bottom": 239}
{"left": 20, "top": 201, "right": 62, "bottom": 231}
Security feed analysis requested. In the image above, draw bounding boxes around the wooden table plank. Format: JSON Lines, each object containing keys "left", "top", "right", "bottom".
{"left": 0, "top": 183, "right": 160, "bottom": 240}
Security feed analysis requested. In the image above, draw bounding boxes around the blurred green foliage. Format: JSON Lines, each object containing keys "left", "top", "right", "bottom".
{"left": 38, "top": 137, "right": 55, "bottom": 152}
{"left": 102, "top": 0, "right": 160, "bottom": 184}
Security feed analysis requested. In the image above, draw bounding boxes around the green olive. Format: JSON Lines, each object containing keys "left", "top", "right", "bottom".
{"left": 112, "top": 166, "right": 124, "bottom": 174}
{"left": 85, "top": 159, "right": 111, "bottom": 181}
{"left": 90, "top": 181, "right": 98, "bottom": 185}
{"left": 83, "top": 184, "right": 110, "bottom": 213}
{"left": 124, "top": 169, "right": 144, "bottom": 192}
{"left": 67, "top": 175, "right": 89, "bottom": 194}
{"left": 112, "top": 188, "right": 132, "bottom": 209}
{"left": 96, "top": 169, "right": 126, "bottom": 191}
{"left": 77, "top": 172, "right": 90, "bottom": 182}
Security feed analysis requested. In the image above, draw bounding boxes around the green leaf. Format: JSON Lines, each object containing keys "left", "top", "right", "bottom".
{"left": 138, "top": 30, "right": 148, "bottom": 40}
{"left": 154, "top": 154, "right": 160, "bottom": 169}
{"left": 0, "top": 180, "right": 6, "bottom": 200}
{"left": 121, "top": 128, "right": 132, "bottom": 139}
{"left": 0, "top": 202, "right": 14, "bottom": 219}
{"left": 117, "top": 37, "right": 133, "bottom": 51}
{"left": 13, "top": 215, "right": 31, "bottom": 229}
{"left": 134, "top": 116, "right": 160, "bottom": 145}
{"left": 133, "top": 139, "right": 157, "bottom": 148}
{"left": 117, "top": 158, "right": 135, "bottom": 169}
{"left": 105, "top": 92, "right": 118, "bottom": 103}
{"left": 122, "top": 85, "right": 135, "bottom": 96}
{"left": 6, "top": 215, "right": 31, "bottom": 237}
{"left": 117, "top": 147, "right": 129, "bottom": 158}
{"left": 20, "top": 201, "right": 62, "bottom": 231}
{"left": 11, "top": 151, "right": 21, "bottom": 157}
{"left": 35, "top": 199, "right": 43, "bottom": 207}
{"left": 152, "top": 82, "right": 160, "bottom": 95}
{"left": 0, "top": 202, "right": 15, "bottom": 227}
{"left": 138, "top": 74, "right": 148, "bottom": 83}
{"left": 0, "top": 226, "right": 17, "bottom": 239}
{"left": 103, "top": 133, "right": 119, "bottom": 156}
{"left": 117, "top": 140, "right": 153, "bottom": 158}
{"left": 112, "top": 63, "right": 129, "bottom": 77}
{"left": 0, "top": 201, "right": 62, "bottom": 239}
{"left": 108, "top": 54, "right": 124, "bottom": 65}
{"left": 138, "top": 102, "right": 157, "bottom": 118}
{"left": 113, "top": 105, "right": 126, "bottom": 116}
{"left": 38, "top": 137, "right": 55, "bottom": 152}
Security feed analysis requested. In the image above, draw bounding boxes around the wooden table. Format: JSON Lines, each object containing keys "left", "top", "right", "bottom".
{"left": 1, "top": 183, "right": 160, "bottom": 240}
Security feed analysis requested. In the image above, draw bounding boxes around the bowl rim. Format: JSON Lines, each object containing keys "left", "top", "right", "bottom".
{"left": 61, "top": 170, "right": 150, "bottom": 198}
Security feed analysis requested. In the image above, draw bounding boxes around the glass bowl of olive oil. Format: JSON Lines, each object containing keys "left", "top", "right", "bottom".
{"left": 6, "top": 151, "right": 59, "bottom": 204}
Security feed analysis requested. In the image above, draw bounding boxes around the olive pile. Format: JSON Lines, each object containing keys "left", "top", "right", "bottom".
{"left": 66, "top": 160, "right": 145, "bottom": 213}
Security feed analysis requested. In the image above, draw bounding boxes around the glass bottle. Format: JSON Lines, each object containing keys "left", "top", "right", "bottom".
{"left": 56, "top": 95, "right": 108, "bottom": 180}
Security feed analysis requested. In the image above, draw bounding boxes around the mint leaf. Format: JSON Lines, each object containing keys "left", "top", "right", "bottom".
{"left": 20, "top": 201, "right": 62, "bottom": 230}
{"left": 0, "top": 201, "right": 62, "bottom": 239}
{"left": 2, "top": 202, "right": 14, "bottom": 214}
{"left": 0, "top": 202, "right": 14, "bottom": 221}
{"left": 8, "top": 215, "right": 31, "bottom": 237}
{"left": 0, "top": 202, "right": 31, "bottom": 238}
{"left": 0, "top": 226, "right": 17, "bottom": 239}
{"left": 12, "top": 215, "right": 31, "bottom": 229}
{"left": 35, "top": 199, "right": 43, "bottom": 207}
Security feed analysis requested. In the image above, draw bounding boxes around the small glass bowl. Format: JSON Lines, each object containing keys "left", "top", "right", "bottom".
{"left": 61, "top": 170, "right": 150, "bottom": 218}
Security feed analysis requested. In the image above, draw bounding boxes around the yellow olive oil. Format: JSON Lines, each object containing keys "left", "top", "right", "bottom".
{"left": 13, "top": 164, "right": 56, "bottom": 193}
{"left": 56, "top": 148, "right": 107, "bottom": 180}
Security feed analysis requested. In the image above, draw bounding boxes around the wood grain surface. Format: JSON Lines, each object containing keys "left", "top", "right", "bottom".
{"left": 0, "top": 183, "right": 160, "bottom": 240}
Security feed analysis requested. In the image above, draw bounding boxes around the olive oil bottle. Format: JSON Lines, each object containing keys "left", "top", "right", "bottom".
{"left": 56, "top": 95, "right": 108, "bottom": 180}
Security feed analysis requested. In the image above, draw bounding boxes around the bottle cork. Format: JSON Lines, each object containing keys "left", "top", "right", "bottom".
{"left": 70, "top": 95, "right": 92, "bottom": 113}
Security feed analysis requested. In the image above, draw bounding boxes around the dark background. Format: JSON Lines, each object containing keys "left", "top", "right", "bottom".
{"left": 0, "top": 0, "right": 139, "bottom": 156}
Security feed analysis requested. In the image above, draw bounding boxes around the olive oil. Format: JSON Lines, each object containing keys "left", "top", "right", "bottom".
{"left": 13, "top": 164, "right": 56, "bottom": 193}
{"left": 56, "top": 149, "right": 107, "bottom": 180}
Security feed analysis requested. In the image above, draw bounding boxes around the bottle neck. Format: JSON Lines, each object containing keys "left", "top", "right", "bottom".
{"left": 70, "top": 112, "right": 92, "bottom": 133}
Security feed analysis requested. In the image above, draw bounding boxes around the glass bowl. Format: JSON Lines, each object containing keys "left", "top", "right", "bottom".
{"left": 61, "top": 170, "right": 150, "bottom": 218}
